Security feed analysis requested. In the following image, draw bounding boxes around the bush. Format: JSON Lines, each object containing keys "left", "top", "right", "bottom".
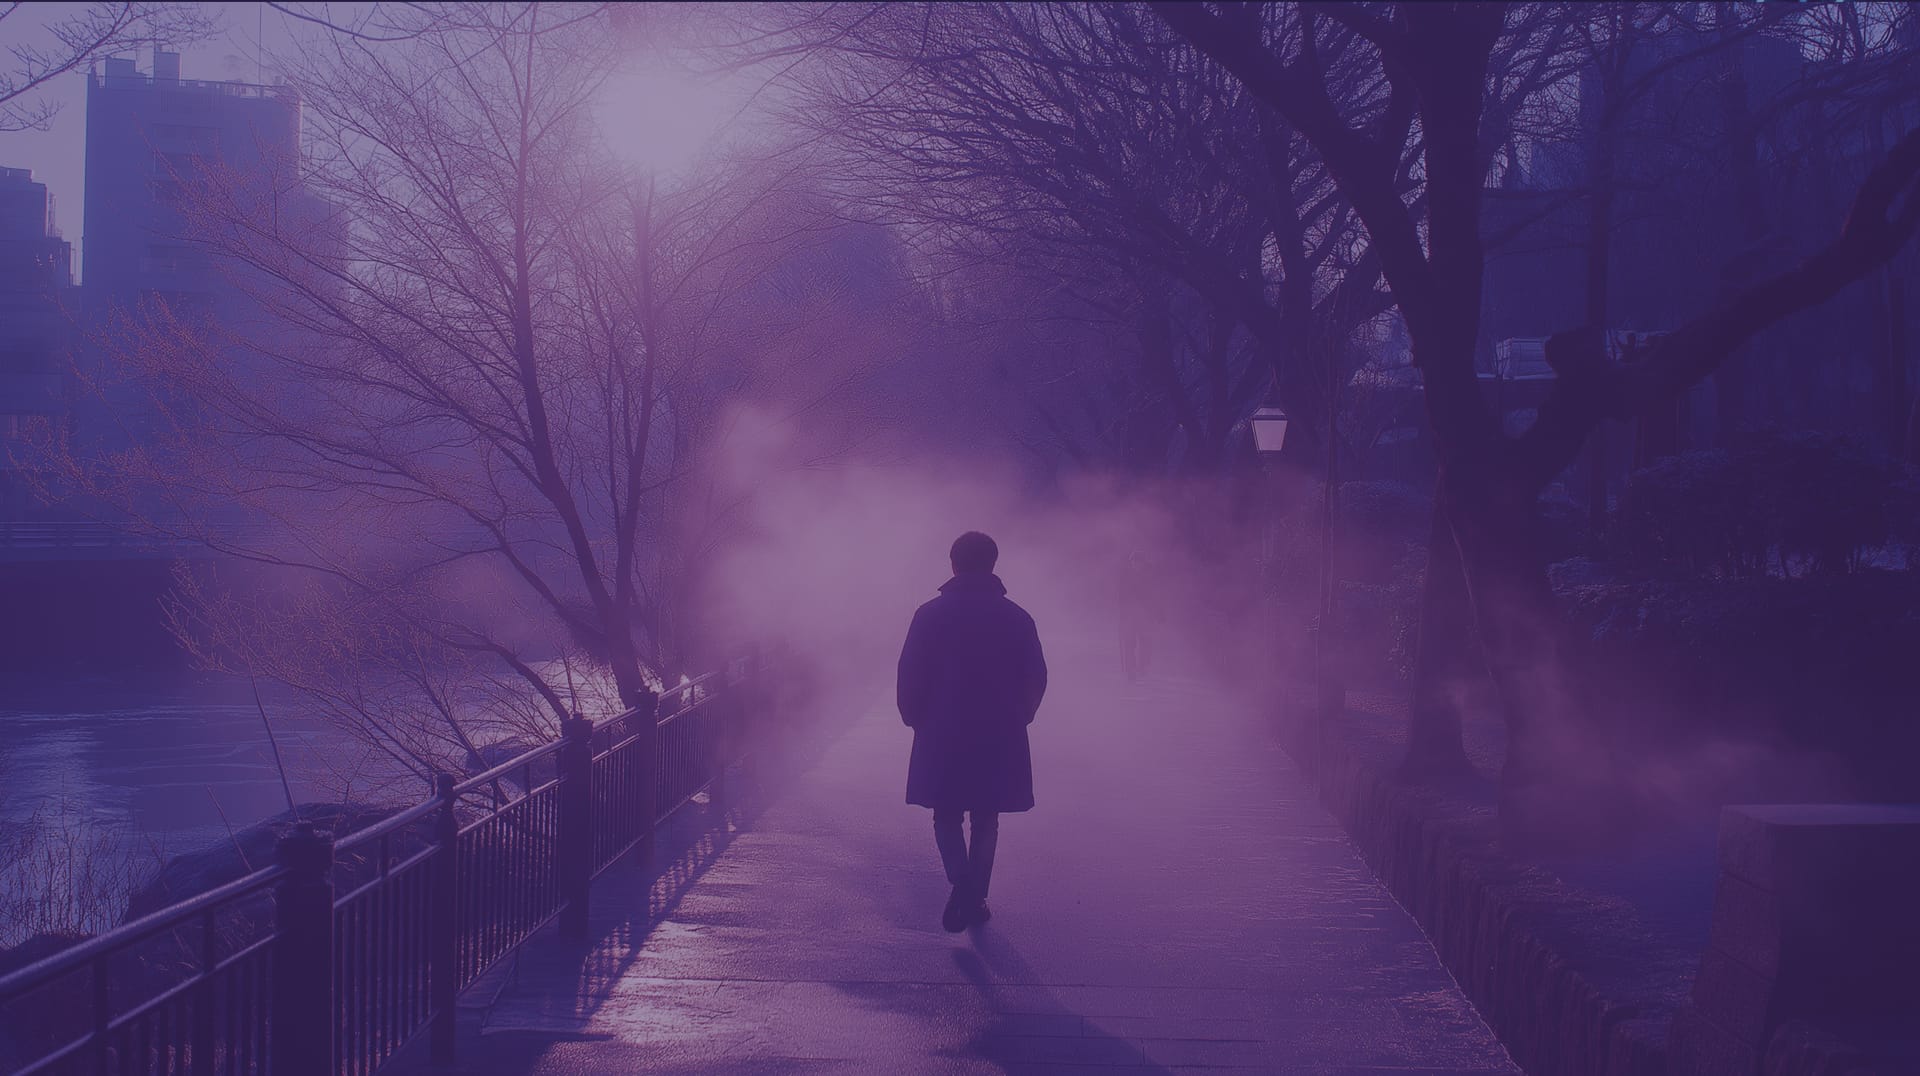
{"left": 1536, "top": 493, "right": 1591, "bottom": 563}
{"left": 1559, "top": 569, "right": 1920, "bottom": 799}
{"left": 1612, "top": 430, "right": 1915, "bottom": 577}
{"left": 1337, "top": 480, "right": 1432, "bottom": 543}
{"left": 1333, "top": 544, "right": 1427, "bottom": 686}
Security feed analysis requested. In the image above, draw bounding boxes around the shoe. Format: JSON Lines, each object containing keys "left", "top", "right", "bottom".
{"left": 968, "top": 900, "right": 992, "bottom": 927}
{"left": 941, "top": 885, "right": 969, "bottom": 933}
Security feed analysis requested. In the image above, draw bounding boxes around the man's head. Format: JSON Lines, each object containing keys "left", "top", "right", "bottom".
{"left": 950, "top": 531, "right": 999, "bottom": 576}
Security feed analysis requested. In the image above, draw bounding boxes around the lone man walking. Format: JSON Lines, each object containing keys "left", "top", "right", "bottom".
{"left": 897, "top": 531, "right": 1048, "bottom": 932}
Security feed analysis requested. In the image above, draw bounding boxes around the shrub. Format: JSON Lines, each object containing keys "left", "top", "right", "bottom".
{"left": 1333, "top": 544, "right": 1427, "bottom": 685}
{"left": 1747, "top": 430, "right": 1911, "bottom": 574}
{"left": 1337, "top": 480, "right": 1432, "bottom": 543}
{"left": 1559, "top": 569, "right": 1920, "bottom": 799}
{"left": 1536, "top": 493, "right": 1592, "bottom": 563}
{"left": 1612, "top": 430, "right": 1914, "bottom": 577}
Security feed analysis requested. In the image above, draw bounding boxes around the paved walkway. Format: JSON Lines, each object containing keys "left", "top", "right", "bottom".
{"left": 422, "top": 649, "right": 1517, "bottom": 1075}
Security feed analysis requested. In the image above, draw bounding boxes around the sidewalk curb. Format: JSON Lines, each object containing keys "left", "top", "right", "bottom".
{"left": 1301, "top": 726, "right": 1685, "bottom": 1076}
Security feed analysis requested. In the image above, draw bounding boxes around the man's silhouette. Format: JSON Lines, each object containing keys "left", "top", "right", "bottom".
{"left": 897, "top": 531, "right": 1047, "bottom": 932}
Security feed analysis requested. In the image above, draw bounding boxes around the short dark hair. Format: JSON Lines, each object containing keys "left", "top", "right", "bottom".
{"left": 950, "top": 531, "right": 998, "bottom": 574}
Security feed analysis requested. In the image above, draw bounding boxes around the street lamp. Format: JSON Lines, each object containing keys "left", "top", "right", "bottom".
{"left": 1250, "top": 406, "right": 1290, "bottom": 455}
{"left": 1317, "top": 398, "right": 1345, "bottom": 756}
{"left": 1250, "top": 404, "right": 1289, "bottom": 747}
{"left": 1250, "top": 395, "right": 1343, "bottom": 765}
{"left": 1251, "top": 404, "right": 1290, "bottom": 573}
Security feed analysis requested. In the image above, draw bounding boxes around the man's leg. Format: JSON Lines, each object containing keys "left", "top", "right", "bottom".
{"left": 933, "top": 808, "right": 969, "bottom": 886}
{"left": 967, "top": 811, "right": 1000, "bottom": 899}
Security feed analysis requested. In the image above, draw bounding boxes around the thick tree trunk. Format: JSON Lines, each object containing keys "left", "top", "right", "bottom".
{"left": 1445, "top": 476, "right": 1620, "bottom": 849}
{"left": 1584, "top": 104, "right": 1616, "bottom": 535}
{"left": 1399, "top": 481, "right": 1477, "bottom": 778}
{"left": 1879, "top": 268, "right": 1909, "bottom": 454}
{"left": 1633, "top": 399, "right": 1683, "bottom": 468}
{"left": 1714, "top": 20, "right": 1768, "bottom": 447}
{"left": 1907, "top": 384, "right": 1920, "bottom": 466}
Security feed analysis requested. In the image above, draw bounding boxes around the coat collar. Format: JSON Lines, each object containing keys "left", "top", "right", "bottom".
{"left": 939, "top": 572, "right": 1007, "bottom": 596}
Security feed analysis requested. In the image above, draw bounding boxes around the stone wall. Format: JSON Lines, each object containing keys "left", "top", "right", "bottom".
{"left": 1304, "top": 717, "right": 1912, "bottom": 1076}
{"left": 1309, "top": 724, "right": 1691, "bottom": 1075}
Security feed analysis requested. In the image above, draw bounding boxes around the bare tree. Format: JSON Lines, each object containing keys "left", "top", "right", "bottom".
{"left": 757, "top": 3, "right": 1393, "bottom": 480}
{"left": 43, "top": 3, "right": 866, "bottom": 779}
{"left": 0, "top": 2, "right": 213, "bottom": 131}
{"left": 1157, "top": 1, "right": 1920, "bottom": 832}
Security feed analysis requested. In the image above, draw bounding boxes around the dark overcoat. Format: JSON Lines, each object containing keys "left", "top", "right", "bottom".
{"left": 897, "top": 572, "right": 1047, "bottom": 812}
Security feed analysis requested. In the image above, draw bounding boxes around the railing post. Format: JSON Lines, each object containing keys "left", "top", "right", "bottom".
{"left": 743, "top": 647, "right": 765, "bottom": 785}
{"left": 428, "top": 773, "right": 458, "bottom": 1065}
{"left": 558, "top": 716, "right": 595, "bottom": 942}
{"left": 710, "top": 666, "right": 733, "bottom": 810}
{"left": 622, "top": 689, "right": 660, "bottom": 869}
{"left": 191, "top": 907, "right": 217, "bottom": 1076}
{"left": 271, "top": 823, "right": 334, "bottom": 1076}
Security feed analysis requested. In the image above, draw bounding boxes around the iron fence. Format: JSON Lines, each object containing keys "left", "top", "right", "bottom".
{"left": 0, "top": 867, "right": 281, "bottom": 1076}
{"left": 0, "top": 649, "right": 780, "bottom": 1076}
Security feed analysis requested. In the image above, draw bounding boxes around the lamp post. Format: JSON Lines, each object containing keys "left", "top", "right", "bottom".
{"left": 1250, "top": 406, "right": 1290, "bottom": 739}
{"left": 1317, "top": 384, "right": 1345, "bottom": 760}
{"left": 1250, "top": 405, "right": 1290, "bottom": 566}
{"left": 1251, "top": 395, "right": 1344, "bottom": 767}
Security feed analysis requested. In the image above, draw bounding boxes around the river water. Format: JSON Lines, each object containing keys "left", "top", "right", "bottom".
{"left": 0, "top": 673, "right": 365, "bottom": 862}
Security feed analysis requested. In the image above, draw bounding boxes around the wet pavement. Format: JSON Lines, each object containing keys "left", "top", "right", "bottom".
{"left": 410, "top": 656, "right": 1517, "bottom": 1074}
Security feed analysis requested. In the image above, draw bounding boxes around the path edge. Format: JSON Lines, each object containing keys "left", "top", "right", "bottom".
{"left": 1301, "top": 720, "right": 1680, "bottom": 1076}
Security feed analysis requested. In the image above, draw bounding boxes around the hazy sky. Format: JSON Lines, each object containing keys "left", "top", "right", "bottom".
{"left": 0, "top": 2, "right": 753, "bottom": 282}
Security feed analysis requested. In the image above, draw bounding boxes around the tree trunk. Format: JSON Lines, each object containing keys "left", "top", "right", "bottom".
{"left": 1584, "top": 107, "right": 1616, "bottom": 535}
{"left": 1445, "top": 475, "right": 1619, "bottom": 849}
{"left": 1714, "top": 16, "right": 1768, "bottom": 447}
{"left": 1889, "top": 270, "right": 1904, "bottom": 455}
{"left": 1633, "top": 394, "right": 1685, "bottom": 469}
{"left": 1400, "top": 479, "right": 1477, "bottom": 778}
{"left": 1907, "top": 381, "right": 1920, "bottom": 466}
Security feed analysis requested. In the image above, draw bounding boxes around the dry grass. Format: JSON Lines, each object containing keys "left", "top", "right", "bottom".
{"left": 0, "top": 798, "right": 159, "bottom": 950}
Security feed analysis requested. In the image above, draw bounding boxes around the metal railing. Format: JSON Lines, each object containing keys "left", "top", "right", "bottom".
{"left": 0, "top": 649, "right": 781, "bottom": 1076}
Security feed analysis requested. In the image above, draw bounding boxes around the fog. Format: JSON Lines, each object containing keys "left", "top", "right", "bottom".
{"left": 700, "top": 406, "right": 1281, "bottom": 722}
{"left": 6, "top": 12, "right": 1920, "bottom": 1047}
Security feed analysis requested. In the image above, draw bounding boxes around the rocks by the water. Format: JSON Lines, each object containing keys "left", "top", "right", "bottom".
{"left": 122, "top": 801, "right": 401, "bottom": 922}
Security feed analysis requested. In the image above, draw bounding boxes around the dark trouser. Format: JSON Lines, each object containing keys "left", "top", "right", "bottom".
{"left": 932, "top": 808, "right": 999, "bottom": 899}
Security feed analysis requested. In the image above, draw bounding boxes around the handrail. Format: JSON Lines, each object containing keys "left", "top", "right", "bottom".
{"left": 656, "top": 689, "right": 721, "bottom": 727}
{"left": 0, "top": 863, "right": 284, "bottom": 997}
{"left": 330, "top": 796, "right": 445, "bottom": 856}
{"left": 0, "top": 648, "right": 782, "bottom": 1076}
{"left": 452, "top": 736, "right": 569, "bottom": 796}
{"left": 331, "top": 691, "right": 686, "bottom": 855}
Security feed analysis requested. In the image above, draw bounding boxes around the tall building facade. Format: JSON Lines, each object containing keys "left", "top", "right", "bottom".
{"left": 82, "top": 52, "right": 300, "bottom": 317}
{"left": 0, "top": 167, "right": 74, "bottom": 519}
{"left": 73, "top": 51, "right": 302, "bottom": 470}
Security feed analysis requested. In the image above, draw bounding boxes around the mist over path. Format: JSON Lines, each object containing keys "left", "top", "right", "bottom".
{"left": 408, "top": 644, "right": 1516, "bottom": 1074}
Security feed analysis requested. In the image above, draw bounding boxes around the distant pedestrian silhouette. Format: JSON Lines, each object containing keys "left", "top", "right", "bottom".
{"left": 1117, "top": 548, "right": 1158, "bottom": 683}
{"left": 897, "top": 531, "right": 1048, "bottom": 933}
